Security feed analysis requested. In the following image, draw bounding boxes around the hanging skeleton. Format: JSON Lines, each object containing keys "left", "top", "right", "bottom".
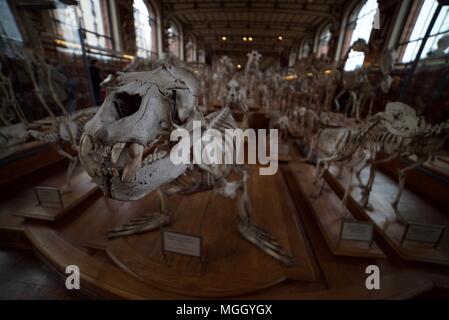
{"left": 78, "top": 65, "right": 294, "bottom": 266}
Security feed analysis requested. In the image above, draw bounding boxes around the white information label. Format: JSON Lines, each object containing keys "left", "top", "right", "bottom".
{"left": 34, "top": 186, "right": 63, "bottom": 208}
{"left": 162, "top": 230, "right": 202, "bottom": 257}
{"left": 403, "top": 223, "right": 445, "bottom": 245}
{"left": 341, "top": 221, "right": 373, "bottom": 243}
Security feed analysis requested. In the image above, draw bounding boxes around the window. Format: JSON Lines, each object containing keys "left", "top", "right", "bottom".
{"left": 51, "top": 0, "right": 113, "bottom": 56}
{"left": 301, "top": 38, "right": 313, "bottom": 58}
{"left": 317, "top": 24, "right": 332, "bottom": 58}
{"left": 133, "top": 0, "right": 157, "bottom": 59}
{"left": 51, "top": 5, "right": 80, "bottom": 52}
{"left": 0, "top": 0, "right": 23, "bottom": 43}
{"left": 397, "top": 0, "right": 449, "bottom": 63}
{"left": 342, "top": 0, "right": 378, "bottom": 70}
{"left": 185, "top": 36, "right": 196, "bottom": 62}
{"left": 78, "top": 0, "right": 112, "bottom": 49}
{"left": 198, "top": 47, "right": 205, "bottom": 63}
{"left": 289, "top": 48, "right": 298, "bottom": 67}
{"left": 168, "top": 22, "right": 180, "bottom": 58}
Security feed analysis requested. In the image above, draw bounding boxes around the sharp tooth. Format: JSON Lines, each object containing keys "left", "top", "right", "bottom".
{"left": 144, "top": 154, "right": 153, "bottom": 164}
{"left": 101, "top": 145, "right": 111, "bottom": 158}
{"left": 122, "top": 143, "right": 143, "bottom": 182}
{"left": 80, "top": 135, "right": 93, "bottom": 156}
{"left": 111, "top": 142, "right": 126, "bottom": 163}
{"left": 78, "top": 135, "right": 102, "bottom": 178}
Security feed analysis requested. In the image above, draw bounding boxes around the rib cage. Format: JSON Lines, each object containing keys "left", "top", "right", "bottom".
{"left": 169, "top": 107, "right": 240, "bottom": 195}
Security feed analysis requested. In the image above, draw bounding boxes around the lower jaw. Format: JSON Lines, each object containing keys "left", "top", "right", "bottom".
{"left": 92, "top": 157, "right": 188, "bottom": 201}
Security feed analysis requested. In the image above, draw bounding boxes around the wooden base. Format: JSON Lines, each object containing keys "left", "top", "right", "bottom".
{"left": 100, "top": 168, "right": 320, "bottom": 297}
{"left": 328, "top": 167, "right": 449, "bottom": 266}
{"left": 3, "top": 156, "right": 449, "bottom": 299}
{"left": 14, "top": 165, "right": 98, "bottom": 222}
{"left": 288, "top": 163, "right": 385, "bottom": 259}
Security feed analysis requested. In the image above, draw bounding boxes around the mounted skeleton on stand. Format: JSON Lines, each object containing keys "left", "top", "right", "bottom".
{"left": 79, "top": 65, "right": 294, "bottom": 265}
{"left": 312, "top": 101, "right": 449, "bottom": 223}
{"left": 211, "top": 56, "right": 234, "bottom": 108}
{"left": 355, "top": 102, "right": 449, "bottom": 223}
{"left": 303, "top": 44, "right": 395, "bottom": 164}
{"left": 2, "top": 32, "right": 97, "bottom": 192}
{"left": 221, "top": 78, "right": 249, "bottom": 129}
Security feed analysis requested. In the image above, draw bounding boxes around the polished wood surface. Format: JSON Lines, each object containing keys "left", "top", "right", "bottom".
{"left": 15, "top": 166, "right": 98, "bottom": 222}
{"left": 289, "top": 162, "right": 386, "bottom": 259}
{"left": 0, "top": 142, "right": 62, "bottom": 186}
{"left": 380, "top": 157, "right": 449, "bottom": 211}
{"left": 1, "top": 153, "right": 449, "bottom": 299}
{"left": 328, "top": 166, "right": 449, "bottom": 266}
{"left": 105, "top": 168, "right": 320, "bottom": 297}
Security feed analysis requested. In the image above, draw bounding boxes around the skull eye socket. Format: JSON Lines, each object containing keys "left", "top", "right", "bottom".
{"left": 114, "top": 92, "right": 142, "bottom": 119}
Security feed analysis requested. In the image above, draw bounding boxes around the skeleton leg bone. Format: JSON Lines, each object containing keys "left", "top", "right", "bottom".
{"left": 391, "top": 157, "right": 427, "bottom": 224}
{"left": 361, "top": 154, "right": 398, "bottom": 210}
{"left": 236, "top": 171, "right": 294, "bottom": 266}
{"left": 108, "top": 189, "right": 171, "bottom": 239}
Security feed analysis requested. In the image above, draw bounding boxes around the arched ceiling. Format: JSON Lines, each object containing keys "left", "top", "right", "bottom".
{"left": 162, "top": 0, "right": 345, "bottom": 54}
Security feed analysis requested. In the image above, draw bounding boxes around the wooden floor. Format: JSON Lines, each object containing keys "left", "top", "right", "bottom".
{"left": 1, "top": 146, "right": 449, "bottom": 299}
{"left": 0, "top": 247, "right": 88, "bottom": 300}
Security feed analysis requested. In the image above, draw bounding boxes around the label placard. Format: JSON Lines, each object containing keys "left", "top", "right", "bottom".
{"left": 340, "top": 221, "right": 373, "bottom": 243}
{"left": 278, "top": 144, "right": 290, "bottom": 155}
{"left": 162, "top": 230, "right": 202, "bottom": 258}
{"left": 34, "top": 186, "right": 63, "bottom": 208}
{"left": 402, "top": 223, "right": 445, "bottom": 246}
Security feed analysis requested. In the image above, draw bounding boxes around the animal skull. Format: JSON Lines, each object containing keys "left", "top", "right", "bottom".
{"left": 79, "top": 65, "right": 199, "bottom": 201}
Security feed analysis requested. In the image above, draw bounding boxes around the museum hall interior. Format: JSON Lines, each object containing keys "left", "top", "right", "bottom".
{"left": 0, "top": 0, "right": 449, "bottom": 300}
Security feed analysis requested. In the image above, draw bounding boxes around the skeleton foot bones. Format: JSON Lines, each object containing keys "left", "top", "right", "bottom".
{"left": 79, "top": 65, "right": 294, "bottom": 266}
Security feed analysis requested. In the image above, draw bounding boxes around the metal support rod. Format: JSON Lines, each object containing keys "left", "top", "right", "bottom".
{"left": 78, "top": 27, "right": 96, "bottom": 106}
{"left": 399, "top": 2, "right": 444, "bottom": 101}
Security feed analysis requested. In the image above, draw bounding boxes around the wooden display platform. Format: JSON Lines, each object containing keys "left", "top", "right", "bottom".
{"left": 14, "top": 165, "right": 98, "bottom": 222}
{"left": 100, "top": 168, "right": 321, "bottom": 298}
{"left": 327, "top": 166, "right": 449, "bottom": 266}
{"left": 288, "top": 163, "right": 386, "bottom": 259}
{"left": 3, "top": 156, "right": 449, "bottom": 299}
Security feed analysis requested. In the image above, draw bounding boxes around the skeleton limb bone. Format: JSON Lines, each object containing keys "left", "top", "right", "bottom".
{"left": 108, "top": 189, "right": 171, "bottom": 239}
{"left": 391, "top": 157, "right": 428, "bottom": 223}
{"left": 237, "top": 171, "right": 294, "bottom": 266}
{"left": 360, "top": 153, "right": 398, "bottom": 210}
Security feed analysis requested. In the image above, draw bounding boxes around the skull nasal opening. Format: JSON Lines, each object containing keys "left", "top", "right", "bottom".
{"left": 114, "top": 92, "right": 142, "bottom": 119}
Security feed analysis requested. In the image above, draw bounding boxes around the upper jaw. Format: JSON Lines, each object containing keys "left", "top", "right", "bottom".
{"left": 79, "top": 133, "right": 182, "bottom": 200}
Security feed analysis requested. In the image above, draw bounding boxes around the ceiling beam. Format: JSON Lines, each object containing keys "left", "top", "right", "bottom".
{"left": 171, "top": 7, "right": 335, "bottom": 21}
{"left": 189, "top": 21, "right": 310, "bottom": 32}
